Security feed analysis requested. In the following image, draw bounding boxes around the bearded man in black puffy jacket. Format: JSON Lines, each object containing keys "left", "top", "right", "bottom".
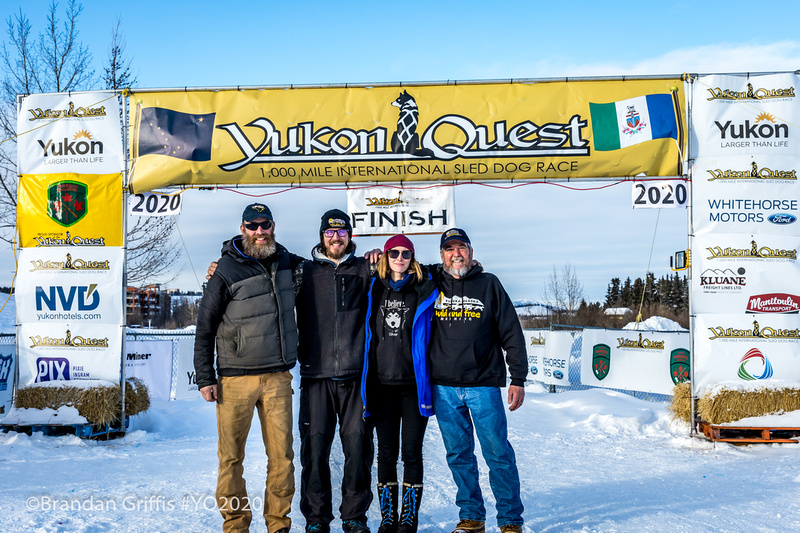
{"left": 194, "top": 203, "right": 303, "bottom": 533}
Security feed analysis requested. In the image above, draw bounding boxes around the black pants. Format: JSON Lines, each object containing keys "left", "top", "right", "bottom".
{"left": 372, "top": 384, "right": 429, "bottom": 485}
{"left": 299, "top": 377, "right": 374, "bottom": 525}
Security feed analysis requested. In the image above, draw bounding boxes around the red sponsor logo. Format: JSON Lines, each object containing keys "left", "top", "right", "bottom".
{"left": 746, "top": 293, "right": 800, "bottom": 314}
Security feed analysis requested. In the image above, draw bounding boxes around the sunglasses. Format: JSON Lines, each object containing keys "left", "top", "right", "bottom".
{"left": 244, "top": 220, "right": 273, "bottom": 231}
{"left": 323, "top": 229, "right": 349, "bottom": 238}
{"left": 388, "top": 249, "right": 413, "bottom": 259}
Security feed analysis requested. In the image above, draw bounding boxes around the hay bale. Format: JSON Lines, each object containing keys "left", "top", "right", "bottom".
{"left": 667, "top": 384, "right": 800, "bottom": 425}
{"left": 698, "top": 387, "right": 800, "bottom": 425}
{"left": 667, "top": 382, "right": 692, "bottom": 423}
{"left": 15, "top": 378, "right": 150, "bottom": 425}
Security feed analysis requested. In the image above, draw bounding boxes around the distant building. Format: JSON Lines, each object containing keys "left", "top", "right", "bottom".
{"left": 604, "top": 307, "right": 633, "bottom": 317}
{"left": 126, "top": 285, "right": 168, "bottom": 325}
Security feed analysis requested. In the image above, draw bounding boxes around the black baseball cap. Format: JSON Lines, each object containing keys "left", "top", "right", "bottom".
{"left": 440, "top": 228, "right": 471, "bottom": 248}
{"left": 242, "top": 203, "right": 273, "bottom": 223}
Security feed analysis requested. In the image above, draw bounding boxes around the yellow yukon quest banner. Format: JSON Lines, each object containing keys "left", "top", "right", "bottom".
{"left": 18, "top": 173, "right": 124, "bottom": 247}
{"left": 128, "top": 79, "right": 686, "bottom": 192}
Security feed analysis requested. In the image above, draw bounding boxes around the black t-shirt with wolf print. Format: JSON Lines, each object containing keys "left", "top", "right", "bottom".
{"left": 374, "top": 279, "right": 417, "bottom": 385}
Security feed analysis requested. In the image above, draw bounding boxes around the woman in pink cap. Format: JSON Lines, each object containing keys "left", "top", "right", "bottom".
{"left": 361, "top": 234, "right": 438, "bottom": 533}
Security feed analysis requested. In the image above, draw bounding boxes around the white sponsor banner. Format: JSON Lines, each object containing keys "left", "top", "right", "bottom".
{"left": 17, "top": 91, "right": 124, "bottom": 175}
{"left": 693, "top": 314, "right": 800, "bottom": 392}
{"left": 173, "top": 335, "right": 200, "bottom": 400}
{"left": 126, "top": 340, "right": 172, "bottom": 400}
{"left": 523, "top": 330, "right": 572, "bottom": 385}
{"left": 691, "top": 73, "right": 800, "bottom": 159}
{"left": 692, "top": 159, "right": 799, "bottom": 236}
{"left": 17, "top": 323, "right": 122, "bottom": 386}
{"left": 631, "top": 180, "right": 689, "bottom": 209}
{"left": 691, "top": 234, "right": 800, "bottom": 314}
{"left": 15, "top": 248, "right": 124, "bottom": 325}
{"left": 580, "top": 329, "right": 690, "bottom": 395}
{"left": 0, "top": 347, "right": 14, "bottom": 418}
{"left": 347, "top": 186, "right": 455, "bottom": 236}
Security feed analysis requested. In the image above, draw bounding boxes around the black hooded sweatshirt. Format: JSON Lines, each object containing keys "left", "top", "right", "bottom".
{"left": 429, "top": 265, "right": 527, "bottom": 388}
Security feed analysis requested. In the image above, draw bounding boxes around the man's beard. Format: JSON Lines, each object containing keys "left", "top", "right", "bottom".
{"left": 242, "top": 232, "right": 277, "bottom": 259}
{"left": 323, "top": 240, "right": 348, "bottom": 261}
{"left": 444, "top": 256, "right": 470, "bottom": 278}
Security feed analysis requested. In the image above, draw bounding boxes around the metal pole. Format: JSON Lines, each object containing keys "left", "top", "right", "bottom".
{"left": 120, "top": 89, "right": 129, "bottom": 435}
{"left": 685, "top": 76, "right": 697, "bottom": 437}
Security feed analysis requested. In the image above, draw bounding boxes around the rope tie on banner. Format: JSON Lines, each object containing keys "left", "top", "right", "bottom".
{"left": 634, "top": 209, "right": 661, "bottom": 329}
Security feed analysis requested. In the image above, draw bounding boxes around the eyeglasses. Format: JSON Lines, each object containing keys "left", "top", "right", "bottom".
{"left": 323, "top": 229, "right": 348, "bottom": 238}
{"left": 388, "top": 249, "right": 413, "bottom": 259}
{"left": 244, "top": 220, "right": 273, "bottom": 231}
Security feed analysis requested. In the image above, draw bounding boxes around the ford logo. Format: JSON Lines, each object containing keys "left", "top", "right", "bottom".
{"left": 530, "top": 366, "right": 538, "bottom": 375}
{"left": 768, "top": 213, "right": 797, "bottom": 225}
{"left": 553, "top": 370, "right": 564, "bottom": 380}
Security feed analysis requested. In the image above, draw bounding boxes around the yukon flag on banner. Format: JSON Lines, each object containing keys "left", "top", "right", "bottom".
{"left": 590, "top": 94, "right": 679, "bottom": 151}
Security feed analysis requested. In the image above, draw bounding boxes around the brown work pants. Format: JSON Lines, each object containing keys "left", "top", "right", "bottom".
{"left": 216, "top": 373, "right": 294, "bottom": 533}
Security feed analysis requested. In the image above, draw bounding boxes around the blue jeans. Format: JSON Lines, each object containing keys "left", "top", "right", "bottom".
{"left": 432, "top": 385, "right": 523, "bottom": 526}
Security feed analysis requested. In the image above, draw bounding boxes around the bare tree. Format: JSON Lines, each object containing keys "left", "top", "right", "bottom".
{"left": 102, "top": 18, "right": 180, "bottom": 285}
{"left": 0, "top": 1, "right": 95, "bottom": 244}
{"left": 0, "top": 4, "right": 181, "bottom": 284}
{"left": 542, "top": 263, "right": 585, "bottom": 324}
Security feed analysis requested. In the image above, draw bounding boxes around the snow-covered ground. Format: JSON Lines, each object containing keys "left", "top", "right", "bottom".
{"left": 2, "top": 381, "right": 800, "bottom": 532}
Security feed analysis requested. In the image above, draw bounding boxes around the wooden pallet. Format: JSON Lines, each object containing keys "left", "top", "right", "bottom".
{"left": 0, "top": 417, "right": 128, "bottom": 439}
{"left": 698, "top": 421, "right": 800, "bottom": 444}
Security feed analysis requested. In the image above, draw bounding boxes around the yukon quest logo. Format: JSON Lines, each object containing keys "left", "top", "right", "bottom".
{"left": 217, "top": 91, "right": 589, "bottom": 171}
{"left": 746, "top": 293, "right": 800, "bottom": 314}
{"left": 35, "top": 285, "right": 99, "bottom": 311}
{"left": 48, "top": 181, "right": 88, "bottom": 227}
{"left": 768, "top": 213, "right": 796, "bottom": 225}
{"left": 36, "top": 357, "right": 70, "bottom": 382}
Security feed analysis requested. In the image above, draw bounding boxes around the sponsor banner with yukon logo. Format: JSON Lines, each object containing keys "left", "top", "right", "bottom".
{"left": 17, "top": 324, "right": 122, "bottom": 386}
{"left": 693, "top": 314, "right": 800, "bottom": 390}
{"left": 691, "top": 73, "right": 799, "bottom": 159}
{"left": 523, "top": 329, "right": 573, "bottom": 386}
{"left": 17, "top": 173, "right": 123, "bottom": 247}
{"left": 17, "top": 91, "right": 124, "bottom": 175}
{"left": 692, "top": 234, "right": 800, "bottom": 313}
{"left": 15, "top": 248, "right": 124, "bottom": 325}
{"left": 126, "top": 340, "right": 173, "bottom": 400}
{"left": 580, "top": 328, "right": 689, "bottom": 395}
{"left": 347, "top": 186, "right": 455, "bottom": 236}
{"left": 127, "top": 79, "right": 686, "bottom": 193}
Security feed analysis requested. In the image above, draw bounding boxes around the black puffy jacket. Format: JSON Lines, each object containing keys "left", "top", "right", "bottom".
{"left": 193, "top": 236, "right": 303, "bottom": 389}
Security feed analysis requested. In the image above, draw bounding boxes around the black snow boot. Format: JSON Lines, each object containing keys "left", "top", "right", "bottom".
{"left": 397, "top": 483, "right": 423, "bottom": 533}
{"left": 377, "top": 482, "right": 399, "bottom": 533}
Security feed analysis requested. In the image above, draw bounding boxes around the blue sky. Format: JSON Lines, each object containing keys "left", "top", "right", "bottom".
{"left": 4, "top": 0, "right": 800, "bottom": 302}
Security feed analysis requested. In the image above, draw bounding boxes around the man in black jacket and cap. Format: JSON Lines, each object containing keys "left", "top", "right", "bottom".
{"left": 194, "top": 202, "right": 302, "bottom": 533}
{"left": 296, "top": 208, "right": 374, "bottom": 533}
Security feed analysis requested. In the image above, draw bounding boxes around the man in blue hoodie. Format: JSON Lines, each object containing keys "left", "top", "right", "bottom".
{"left": 429, "top": 228, "right": 527, "bottom": 533}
